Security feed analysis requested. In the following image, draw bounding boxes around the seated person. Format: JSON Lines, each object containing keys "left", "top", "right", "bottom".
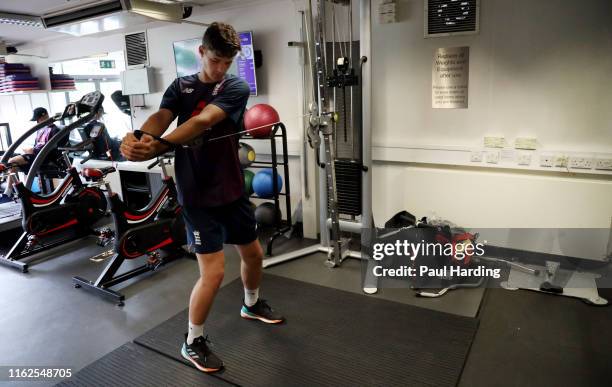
{"left": 0, "top": 107, "right": 61, "bottom": 202}
{"left": 80, "top": 107, "right": 123, "bottom": 161}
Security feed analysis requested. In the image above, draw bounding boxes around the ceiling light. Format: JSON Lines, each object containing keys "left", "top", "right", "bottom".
{"left": 0, "top": 12, "right": 43, "bottom": 28}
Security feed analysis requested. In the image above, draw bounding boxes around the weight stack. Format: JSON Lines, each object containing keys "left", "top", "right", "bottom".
{"left": 330, "top": 159, "right": 362, "bottom": 216}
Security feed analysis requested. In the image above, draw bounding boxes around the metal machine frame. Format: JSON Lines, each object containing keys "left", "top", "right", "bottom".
{"left": 263, "top": 0, "right": 378, "bottom": 294}
{"left": 73, "top": 154, "right": 188, "bottom": 306}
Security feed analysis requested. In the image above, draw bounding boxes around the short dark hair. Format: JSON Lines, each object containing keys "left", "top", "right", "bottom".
{"left": 202, "top": 22, "right": 241, "bottom": 58}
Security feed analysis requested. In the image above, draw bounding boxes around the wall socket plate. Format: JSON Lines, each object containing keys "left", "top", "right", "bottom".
{"left": 486, "top": 151, "right": 500, "bottom": 164}
{"left": 594, "top": 158, "right": 612, "bottom": 170}
{"left": 569, "top": 157, "right": 594, "bottom": 169}
{"left": 517, "top": 153, "right": 532, "bottom": 166}
{"left": 540, "top": 154, "right": 554, "bottom": 167}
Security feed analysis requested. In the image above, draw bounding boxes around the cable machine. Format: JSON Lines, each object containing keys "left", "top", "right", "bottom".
{"left": 264, "top": 0, "right": 378, "bottom": 294}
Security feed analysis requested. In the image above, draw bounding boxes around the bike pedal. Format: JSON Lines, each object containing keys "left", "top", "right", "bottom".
{"left": 90, "top": 249, "right": 114, "bottom": 262}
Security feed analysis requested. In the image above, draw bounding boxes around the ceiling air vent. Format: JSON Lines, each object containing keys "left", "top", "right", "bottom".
{"left": 124, "top": 31, "right": 148, "bottom": 68}
{"left": 42, "top": 1, "right": 124, "bottom": 29}
{"left": 424, "top": 0, "right": 480, "bottom": 38}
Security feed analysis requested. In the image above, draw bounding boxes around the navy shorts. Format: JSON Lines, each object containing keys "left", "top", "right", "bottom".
{"left": 182, "top": 195, "right": 258, "bottom": 254}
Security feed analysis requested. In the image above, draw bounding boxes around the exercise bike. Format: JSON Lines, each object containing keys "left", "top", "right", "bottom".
{"left": 0, "top": 92, "right": 109, "bottom": 273}
{"left": 0, "top": 102, "right": 75, "bottom": 230}
{"left": 73, "top": 152, "right": 188, "bottom": 306}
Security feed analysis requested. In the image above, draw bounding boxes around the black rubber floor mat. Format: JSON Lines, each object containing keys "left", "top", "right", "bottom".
{"left": 55, "top": 342, "right": 232, "bottom": 387}
{"left": 460, "top": 288, "right": 612, "bottom": 387}
{"left": 135, "top": 274, "right": 478, "bottom": 386}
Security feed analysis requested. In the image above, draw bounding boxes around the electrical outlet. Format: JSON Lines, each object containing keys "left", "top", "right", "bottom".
{"left": 569, "top": 157, "right": 582, "bottom": 168}
{"left": 554, "top": 155, "right": 569, "bottom": 168}
{"left": 470, "top": 151, "right": 483, "bottom": 162}
{"left": 517, "top": 153, "right": 531, "bottom": 166}
{"left": 569, "top": 157, "right": 594, "bottom": 169}
{"left": 540, "top": 154, "right": 554, "bottom": 167}
{"left": 594, "top": 158, "right": 612, "bottom": 171}
{"left": 486, "top": 151, "right": 500, "bottom": 164}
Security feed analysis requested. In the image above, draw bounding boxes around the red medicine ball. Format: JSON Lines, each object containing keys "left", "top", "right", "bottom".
{"left": 244, "top": 104, "right": 280, "bottom": 138}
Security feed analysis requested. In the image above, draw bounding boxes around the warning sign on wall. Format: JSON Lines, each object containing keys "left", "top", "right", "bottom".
{"left": 432, "top": 46, "right": 469, "bottom": 109}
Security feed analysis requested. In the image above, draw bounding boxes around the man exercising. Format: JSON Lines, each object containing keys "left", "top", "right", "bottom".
{"left": 120, "top": 22, "right": 284, "bottom": 373}
{"left": 1, "top": 107, "right": 60, "bottom": 203}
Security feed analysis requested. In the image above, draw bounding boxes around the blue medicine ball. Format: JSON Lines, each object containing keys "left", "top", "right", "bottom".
{"left": 252, "top": 169, "right": 283, "bottom": 198}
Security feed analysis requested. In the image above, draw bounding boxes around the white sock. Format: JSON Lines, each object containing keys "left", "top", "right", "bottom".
{"left": 2, "top": 172, "right": 14, "bottom": 196}
{"left": 244, "top": 287, "right": 259, "bottom": 307}
{"left": 187, "top": 321, "right": 204, "bottom": 345}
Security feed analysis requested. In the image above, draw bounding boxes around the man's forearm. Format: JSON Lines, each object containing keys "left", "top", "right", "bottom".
{"left": 140, "top": 111, "right": 172, "bottom": 137}
{"left": 162, "top": 115, "right": 211, "bottom": 145}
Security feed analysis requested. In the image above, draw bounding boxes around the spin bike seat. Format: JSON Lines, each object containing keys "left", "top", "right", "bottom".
{"left": 81, "top": 167, "right": 116, "bottom": 182}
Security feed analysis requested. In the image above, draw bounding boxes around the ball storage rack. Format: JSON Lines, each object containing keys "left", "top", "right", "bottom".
{"left": 243, "top": 122, "right": 292, "bottom": 256}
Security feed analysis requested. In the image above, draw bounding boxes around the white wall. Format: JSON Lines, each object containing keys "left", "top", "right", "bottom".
{"left": 372, "top": 162, "right": 612, "bottom": 228}
{"left": 369, "top": 0, "right": 612, "bottom": 232}
{"left": 373, "top": 0, "right": 612, "bottom": 152}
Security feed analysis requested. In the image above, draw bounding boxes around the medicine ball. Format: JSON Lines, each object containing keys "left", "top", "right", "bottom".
{"left": 254, "top": 202, "right": 279, "bottom": 226}
{"left": 244, "top": 104, "right": 280, "bottom": 138}
{"left": 252, "top": 169, "right": 283, "bottom": 198}
{"left": 238, "top": 142, "right": 256, "bottom": 167}
{"left": 244, "top": 169, "right": 254, "bottom": 195}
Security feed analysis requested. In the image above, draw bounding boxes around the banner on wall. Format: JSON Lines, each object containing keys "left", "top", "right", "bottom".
{"left": 432, "top": 46, "right": 469, "bottom": 109}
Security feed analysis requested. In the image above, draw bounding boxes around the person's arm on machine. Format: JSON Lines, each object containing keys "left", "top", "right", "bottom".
{"left": 121, "top": 105, "right": 227, "bottom": 161}
{"left": 121, "top": 76, "right": 180, "bottom": 161}
{"left": 163, "top": 104, "right": 226, "bottom": 144}
{"left": 120, "top": 108, "right": 175, "bottom": 161}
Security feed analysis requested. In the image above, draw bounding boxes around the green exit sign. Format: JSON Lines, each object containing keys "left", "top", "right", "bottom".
{"left": 99, "top": 60, "right": 115, "bottom": 69}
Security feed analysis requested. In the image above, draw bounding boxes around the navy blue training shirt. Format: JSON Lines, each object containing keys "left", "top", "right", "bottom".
{"left": 159, "top": 73, "right": 250, "bottom": 207}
